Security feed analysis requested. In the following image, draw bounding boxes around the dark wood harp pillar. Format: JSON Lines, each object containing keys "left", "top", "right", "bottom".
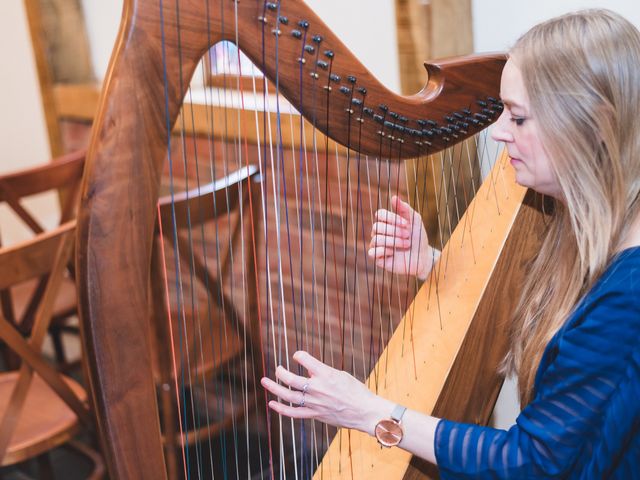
{"left": 75, "top": 0, "right": 546, "bottom": 478}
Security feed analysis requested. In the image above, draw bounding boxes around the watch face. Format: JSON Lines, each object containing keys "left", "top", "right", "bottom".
{"left": 375, "top": 419, "right": 403, "bottom": 447}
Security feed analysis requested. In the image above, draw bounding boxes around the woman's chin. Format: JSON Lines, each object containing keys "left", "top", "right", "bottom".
{"left": 513, "top": 171, "right": 531, "bottom": 189}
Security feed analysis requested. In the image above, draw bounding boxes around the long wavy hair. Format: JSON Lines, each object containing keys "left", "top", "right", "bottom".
{"left": 504, "top": 9, "right": 640, "bottom": 406}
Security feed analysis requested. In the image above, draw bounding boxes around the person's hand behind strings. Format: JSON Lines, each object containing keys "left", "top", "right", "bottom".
{"left": 368, "top": 195, "right": 439, "bottom": 280}
{"left": 260, "top": 351, "right": 393, "bottom": 435}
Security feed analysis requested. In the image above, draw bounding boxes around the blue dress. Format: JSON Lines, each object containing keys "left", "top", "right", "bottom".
{"left": 435, "top": 247, "right": 640, "bottom": 479}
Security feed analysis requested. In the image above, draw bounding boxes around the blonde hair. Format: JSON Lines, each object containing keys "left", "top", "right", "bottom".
{"left": 505, "top": 9, "right": 640, "bottom": 406}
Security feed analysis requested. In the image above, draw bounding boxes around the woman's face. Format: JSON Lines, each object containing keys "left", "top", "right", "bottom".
{"left": 491, "top": 59, "right": 563, "bottom": 199}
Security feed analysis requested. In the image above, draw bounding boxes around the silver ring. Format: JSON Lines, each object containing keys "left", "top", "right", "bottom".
{"left": 301, "top": 382, "right": 309, "bottom": 394}
{"left": 298, "top": 391, "right": 306, "bottom": 407}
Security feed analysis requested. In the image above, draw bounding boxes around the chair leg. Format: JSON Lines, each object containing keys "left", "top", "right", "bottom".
{"left": 0, "top": 345, "right": 21, "bottom": 371}
{"left": 36, "top": 453, "right": 55, "bottom": 480}
{"left": 49, "top": 326, "right": 67, "bottom": 367}
{"left": 67, "top": 439, "right": 105, "bottom": 480}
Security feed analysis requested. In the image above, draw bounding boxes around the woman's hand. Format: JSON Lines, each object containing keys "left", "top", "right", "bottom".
{"left": 368, "top": 195, "right": 438, "bottom": 280}
{"left": 260, "top": 351, "right": 393, "bottom": 435}
{"left": 261, "top": 351, "right": 441, "bottom": 465}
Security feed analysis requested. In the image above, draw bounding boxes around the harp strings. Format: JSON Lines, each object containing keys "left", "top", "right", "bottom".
{"left": 174, "top": 7, "right": 211, "bottom": 474}
{"left": 157, "top": 1, "right": 196, "bottom": 476}
{"left": 156, "top": 2, "right": 504, "bottom": 478}
{"left": 157, "top": 1, "right": 259, "bottom": 477}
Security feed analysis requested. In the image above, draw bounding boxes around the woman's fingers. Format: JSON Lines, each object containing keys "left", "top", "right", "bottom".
{"left": 261, "top": 376, "right": 305, "bottom": 405}
{"left": 369, "top": 234, "right": 411, "bottom": 249}
{"left": 267, "top": 400, "right": 316, "bottom": 419}
{"left": 391, "top": 195, "right": 416, "bottom": 221}
{"left": 262, "top": 351, "right": 381, "bottom": 431}
{"left": 392, "top": 195, "right": 421, "bottom": 226}
{"left": 371, "top": 221, "right": 410, "bottom": 238}
{"left": 376, "top": 256, "right": 409, "bottom": 272}
{"left": 367, "top": 245, "right": 400, "bottom": 260}
{"left": 263, "top": 385, "right": 321, "bottom": 421}
{"left": 275, "top": 365, "right": 308, "bottom": 390}
{"left": 293, "top": 350, "right": 327, "bottom": 376}
{"left": 374, "top": 209, "right": 408, "bottom": 228}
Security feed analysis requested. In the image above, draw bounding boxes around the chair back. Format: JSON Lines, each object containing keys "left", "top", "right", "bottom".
{"left": 0, "top": 150, "right": 85, "bottom": 233}
{"left": 151, "top": 164, "right": 262, "bottom": 379}
{"left": 0, "top": 151, "right": 85, "bottom": 336}
{"left": 0, "top": 221, "right": 91, "bottom": 464}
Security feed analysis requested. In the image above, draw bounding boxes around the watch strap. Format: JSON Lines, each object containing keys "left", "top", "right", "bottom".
{"left": 390, "top": 404, "right": 406, "bottom": 423}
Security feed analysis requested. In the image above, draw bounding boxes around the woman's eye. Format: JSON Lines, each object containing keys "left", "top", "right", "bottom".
{"left": 511, "top": 116, "right": 527, "bottom": 126}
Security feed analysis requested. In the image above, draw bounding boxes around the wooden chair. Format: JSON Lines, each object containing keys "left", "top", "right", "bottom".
{"left": 150, "top": 164, "right": 264, "bottom": 479}
{"left": 0, "top": 151, "right": 85, "bottom": 372}
{"left": 0, "top": 221, "right": 103, "bottom": 478}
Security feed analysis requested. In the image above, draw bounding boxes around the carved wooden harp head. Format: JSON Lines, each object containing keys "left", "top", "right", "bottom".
{"left": 75, "top": 1, "right": 543, "bottom": 479}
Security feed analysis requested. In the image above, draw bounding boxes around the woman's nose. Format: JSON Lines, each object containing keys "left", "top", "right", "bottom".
{"left": 490, "top": 111, "right": 513, "bottom": 143}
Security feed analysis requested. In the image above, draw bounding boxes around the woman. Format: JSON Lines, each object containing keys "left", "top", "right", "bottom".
{"left": 261, "top": 9, "right": 640, "bottom": 478}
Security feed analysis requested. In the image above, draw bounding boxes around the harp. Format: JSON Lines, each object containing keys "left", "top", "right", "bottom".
{"left": 75, "top": 0, "right": 546, "bottom": 478}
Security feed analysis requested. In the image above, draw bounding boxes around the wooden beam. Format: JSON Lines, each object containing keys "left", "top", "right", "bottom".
{"left": 54, "top": 83, "right": 339, "bottom": 153}
{"left": 395, "top": 0, "right": 476, "bottom": 246}
{"left": 395, "top": 0, "right": 473, "bottom": 95}
{"left": 22, "top": 0, "right": 63, "bottom": 157}
{"left": 427, "top": 0, "right": 473, "bottom": 58}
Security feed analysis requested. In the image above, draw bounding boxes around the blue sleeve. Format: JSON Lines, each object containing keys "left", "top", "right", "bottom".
{"left": 434, "top": 284, "right": 640, "bottom": 479}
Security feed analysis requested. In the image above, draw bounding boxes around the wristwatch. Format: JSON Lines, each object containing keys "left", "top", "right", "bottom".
{"left": 374, "top": 404, "right": 407, "bottom": 447}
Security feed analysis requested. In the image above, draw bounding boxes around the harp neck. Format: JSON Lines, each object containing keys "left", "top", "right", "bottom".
{"left": 102, "top": 0, "right": 504, "bottom": 161}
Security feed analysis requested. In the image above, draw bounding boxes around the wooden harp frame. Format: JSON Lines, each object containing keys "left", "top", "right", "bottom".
{"left": 75, "top": 0, "right": 547, "bottom": 478}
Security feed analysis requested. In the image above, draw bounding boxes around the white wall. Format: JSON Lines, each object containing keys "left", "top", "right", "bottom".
{"left": 305, "top": 0, "right": 400, "bottom": 91}
{"left": 0, "top": 1, "right": 51, "bottom": 169}
{"left": 80, "top": 0, "right": 400, "bottom": 92}
{"left": 80, "top": 1, "right": 122, "bottom": 81}
{"left": 473, "top": 0, "right": 640, "bottom": 52}
{"left": 0, "top": 0, "right": 60, "bottom": 245}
